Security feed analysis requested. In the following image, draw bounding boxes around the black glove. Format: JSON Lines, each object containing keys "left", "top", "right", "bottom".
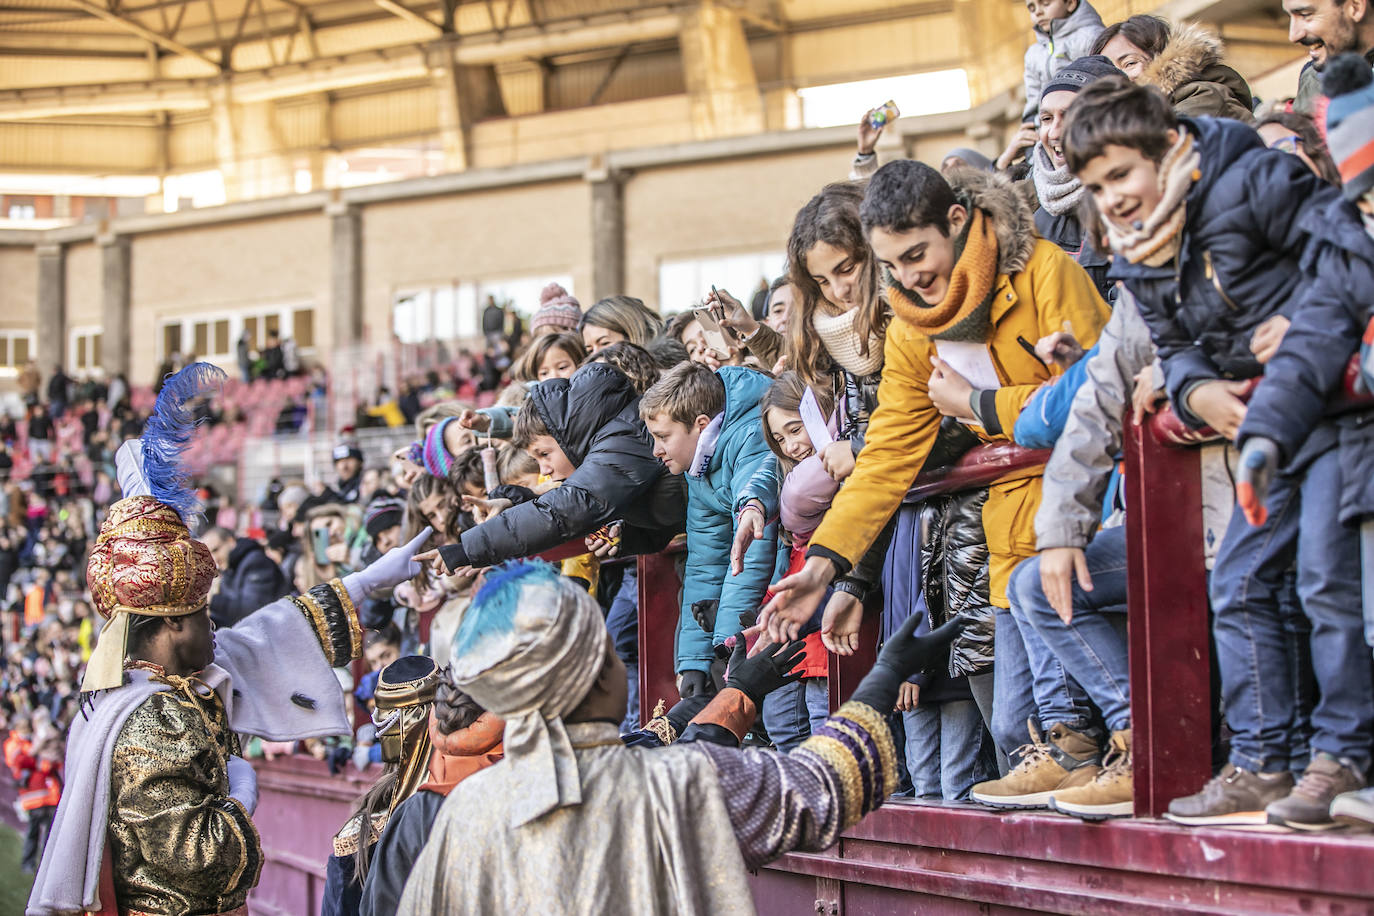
{"left": 664, "top": 693, "right": 713, "bottom": 735}
{"left": 437, "top": 541, "right": 469, "bottom": 574}
{"left": 725, "top": 637, "right": 807, "bottom": 708}
{"left": 850, "top": 614, "right": 964, "bottom": 713}
{"left": 691, "top": 599, "right": 719, "bottom": 637}
{"left": 678, "top": 669, "right": 712, "bottom": 699}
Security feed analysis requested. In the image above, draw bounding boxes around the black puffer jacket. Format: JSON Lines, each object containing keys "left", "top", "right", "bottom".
{"left": 918, "top": 488, "right": 995, "bottom": 676}
{"left": 1109, "top": 116, "right": 1341, "bottom": 428}
{"left": 457, "top": 363, "right": 686, "bottom": 565}
{"left": 209, "top": 537, "right": 293, "bottom": 627}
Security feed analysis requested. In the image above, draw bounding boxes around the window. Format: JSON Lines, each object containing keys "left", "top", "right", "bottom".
{"left": 657, "top": 252, "right": 785, "bottom": 314}
{"left": 69, "top": 327, "right": 103, "bottom": 372}
{"left": 292, "top": 309, "right": 314, "bottom": 349}
{"left": 6, "top": 203, "right": 35, "bottom": 221}
{"left": 160, "top": 306, "right": 314, "bottom": 362}
{"left": 163, "top": 323, "right": 183, "bottom": 359}
{"left": 393, "top": 277, "right": 572, "bottom": 345}
{"left": 0, "top": 330, "right": 35, "bottom": 372}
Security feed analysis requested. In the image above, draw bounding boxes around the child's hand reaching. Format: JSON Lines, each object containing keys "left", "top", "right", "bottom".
{"left": 820, "top": 441, "right": 855, "bottom": 482}
{"left": 1034, "top": 331, "right": 1083, "bottom": 368}
{"left": 458, "top": 408, "right": 491, "bottom": 432}
{"left": 730, "top": 501, "right": 766, "bottom": 575}
{"left": 821, "top": 590, "right": 865, "bottom": 655}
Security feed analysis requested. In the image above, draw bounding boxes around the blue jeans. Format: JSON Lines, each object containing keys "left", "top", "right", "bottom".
{"left": 1212, "top": 444, "right": 1374, "bottom": 770}
{"left": 762, "top": 679, "right": 811, "bottom": 753}
{"left": 903, "top": 699, "right": 988, "bottom": 800}
{"left": 804, "top": 677, "right": 829, "bottom": 736}
{"left": 995, "top": 596, "right": 1095, "bottom": 759}
{"left": 605, "top": 568, "right": 639, "bottom": 664}
{"left": 1012, "top": 525, "right": 1131, "bottom": 731}
{"left": 621, "top": 660, "right": 640, "bottom": 733}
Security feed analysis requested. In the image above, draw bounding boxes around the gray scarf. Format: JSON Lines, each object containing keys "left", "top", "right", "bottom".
{"left": 1032, "top": 144, "right": 1085, "bottom": 217}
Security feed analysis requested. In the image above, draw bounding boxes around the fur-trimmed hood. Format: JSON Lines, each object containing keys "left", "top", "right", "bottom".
{"left": 1139, "top": 23, "right": 1253, "bottom": 119}
{"left": 948, "top": 167, "right": 1038, "bottom": 277}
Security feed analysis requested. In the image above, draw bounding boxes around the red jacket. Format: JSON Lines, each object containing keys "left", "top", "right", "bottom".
{"left": 19, "top": 759, "right": 61, "bottom": 810}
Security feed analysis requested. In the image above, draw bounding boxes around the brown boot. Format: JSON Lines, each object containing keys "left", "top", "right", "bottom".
{"left": 1050, "top": 729, "right": 1133, "bottom": 820}
{"left": 971, "top": 721, "right": 1102, "bottom": 810}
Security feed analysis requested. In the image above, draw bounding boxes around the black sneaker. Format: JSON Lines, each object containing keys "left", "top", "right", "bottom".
{"left": 1164, "top": 764, "right": 1294, "bottom": 826}
{"left": 1267, "top": 752, "right": 1367, "bottom": 831}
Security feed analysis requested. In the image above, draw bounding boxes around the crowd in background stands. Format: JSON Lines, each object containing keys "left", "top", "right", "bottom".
{"left": 9, "top": 0, "right": 1374, "bottom": 874}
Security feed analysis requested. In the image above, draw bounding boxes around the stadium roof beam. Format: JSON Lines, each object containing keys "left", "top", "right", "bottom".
{"left": 58, "top": 0, "right": 223, "bottom": 71}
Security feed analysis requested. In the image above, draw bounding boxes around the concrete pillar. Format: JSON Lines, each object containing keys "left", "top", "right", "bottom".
{"left": 35, "top": 243, "right": 65, "bottom": 380}
{"left": 428, "top": 45, "right": 507, "bottom": 172}
{"left": 679, "top": 0, "right": 765, "bottom": 140}
{"left": 329, "top": 201, "right": 363, "bottom": 357}
{"left": 209, "top": 82, "right": 242, "bottom": 201}
{"left": 210, "top": 84, "right": 293, "bottom": 201}
{"left": 100, "top": 232, "right": 131, "bottom": 380}
{"left": 587, "top": 163, "right": 626, "bottom": 301}
{"left": 954, "top": 0, "right": 1026, "bottom": 109}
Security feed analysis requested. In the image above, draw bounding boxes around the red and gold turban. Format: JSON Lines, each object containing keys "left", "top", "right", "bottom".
{"left": 82, "top": 495, "right": 218, "bottom": 692}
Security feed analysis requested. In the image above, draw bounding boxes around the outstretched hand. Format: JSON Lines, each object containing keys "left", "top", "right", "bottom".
{"left": 726, "top": 636, "right": 806, "bottom": 707}
{"left": 758, "top": 556, "right": 835, "bottom": 643}
{"left": 730, "top": 503, "right": 765, "bottom": 575}
{"left": 352, "top": 527, "right": 433, "bottom": 599}
{"left": 850, "top": 614, "right": 964, "bottom": 713}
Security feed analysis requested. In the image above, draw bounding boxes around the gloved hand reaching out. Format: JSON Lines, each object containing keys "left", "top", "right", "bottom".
{"left": 725, "top": 637, "right": 806, "bottom": 708}
{"left": 849, "top": 614, "right": 964, "bottom": 714}
{"left": 344, "top": 527, "right": 433, "bottom": 603}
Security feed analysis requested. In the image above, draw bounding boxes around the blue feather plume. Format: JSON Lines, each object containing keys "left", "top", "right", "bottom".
{"left": 453, "top": 560, "right": 561, "bottom": 656}
{"left": 140, "top": 362, "right": 226, "bottom": 522}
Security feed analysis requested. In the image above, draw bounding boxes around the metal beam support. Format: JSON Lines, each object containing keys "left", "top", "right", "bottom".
{"left": 57, "top": 0, "right": 221, "bottom": 71}
{"left": 372, "top": 0, "right": 442, "bottom": 33}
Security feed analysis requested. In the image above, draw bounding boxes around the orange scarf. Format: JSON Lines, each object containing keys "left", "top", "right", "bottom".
{"left": 417, "top": 711, "right": 505, "bottom": 797}
{"left": 886, "top": 208, "right": 1000, "bottom": 342}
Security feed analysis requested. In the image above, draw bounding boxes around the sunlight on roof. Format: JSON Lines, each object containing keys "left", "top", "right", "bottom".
{"left": 797, "top": 70, "right": 971, "bottom": 129}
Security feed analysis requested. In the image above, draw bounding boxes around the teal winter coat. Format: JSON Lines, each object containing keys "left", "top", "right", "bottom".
{"left": 676, "top": 367, "right": 782, "bottom": 674}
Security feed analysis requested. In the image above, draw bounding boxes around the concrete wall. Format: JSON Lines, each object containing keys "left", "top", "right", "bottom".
{"left": 359, "top": 179, "right": 593, "bottom": 346}
{"left": 127, "top": 214, "right": 329, "bottom": 376}
{"left": 0, "top": 245, "right": 35, "bottom": 332}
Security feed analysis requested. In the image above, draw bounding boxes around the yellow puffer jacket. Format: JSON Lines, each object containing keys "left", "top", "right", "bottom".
{"left": 811, "top": 229, "right": 1110, "bottom": 607}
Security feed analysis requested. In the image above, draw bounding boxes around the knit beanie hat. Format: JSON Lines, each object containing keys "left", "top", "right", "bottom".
{"left": 365, "top": 496, "right": 405, "bottom": 538}
{"left": 1322, "top": 53, "right": 1374, "bottom": 203}
{"left": 530, "top": 283, "right": 582, "bottom": 334}
{"left": 1042, "top": 55, "right": 1121, "bottom": 101}
{"left": 422, "top": 417, "right": 458, "bottom": 478}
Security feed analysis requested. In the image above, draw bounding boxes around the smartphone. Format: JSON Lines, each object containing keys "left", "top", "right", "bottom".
{"left": 708, "top": 286, "right": 741, "bottom": 344}
{"left": 311, "top": 525, "right": 331, "bottom": 565}
{"left": 692, "top": 306, "right": 735, "bottom": 357}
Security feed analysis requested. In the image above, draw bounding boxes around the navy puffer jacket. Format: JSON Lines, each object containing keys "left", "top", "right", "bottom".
{"left": 457, "top": 363, "right": 686, "bottom": 565}
{"left": 1109, "top": 116, "right": 1342, "bottom": 428}
{"left": 1238, "top": 195, "right": 1374, "bottom": 522}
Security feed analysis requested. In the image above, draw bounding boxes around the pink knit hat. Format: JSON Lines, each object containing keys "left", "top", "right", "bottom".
{"left": 530, "top": 283, "right": 582, "bottom": 334}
